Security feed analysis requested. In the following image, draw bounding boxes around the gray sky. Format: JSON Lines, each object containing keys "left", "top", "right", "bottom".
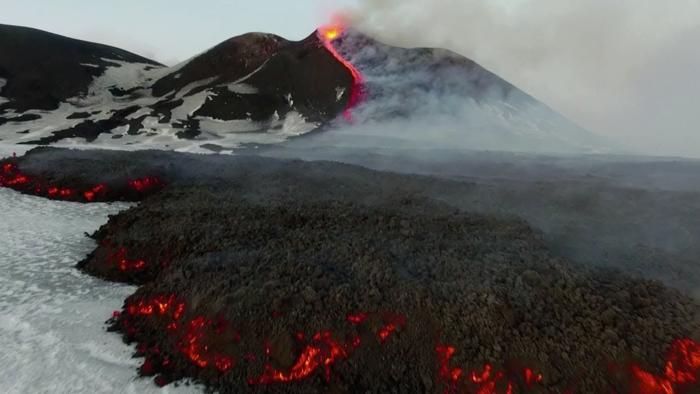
{"left": 0, "top": 0, "right": 355, "bottom": 65}
{"left": 2, "top": 1, "right": 699, "bottom": 157}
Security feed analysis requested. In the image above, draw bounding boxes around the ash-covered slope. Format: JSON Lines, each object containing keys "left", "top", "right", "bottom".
{"left": 312, "top": 29, "right": 610, "bottom": 154}
{"left": 0, "top": 23, "right": 608, "bottom": 154}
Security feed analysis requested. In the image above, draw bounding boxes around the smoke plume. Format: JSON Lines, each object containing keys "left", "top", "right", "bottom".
{"left": 345, "top": 0, "right": 700, "bottom": 158}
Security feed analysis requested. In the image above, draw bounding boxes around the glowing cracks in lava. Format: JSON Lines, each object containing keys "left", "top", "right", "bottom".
{"left": 317, "top": 21, "right": 365, "bottom": 122}
{"left": 252, "top": 331, "right": 349, "bottom": 384}
{"left": 378, "top": 313, "right": 406, "bottom": 343}
{"left": 346, "top": 312, "right": 369, "bottom": 325}
{"left": 436, "top": 344, "right": 544, "bottom": 394}
{"left": 83, "top": 184, "right": 107, "bottom": 202}
{"left": 128, "top": 176, "right": 162, "bottom": 193}
{"left": 1, "top": 159, "right": 163, "bottom": 201}
{"left": 115, "top": 297, "right": 699, "bottom": 393}
{"left": 252, "top": 312, "right": 404, "bottom": 385}
{"left": 118, "top": 303, "right": 408, "bottom": 387}
{"left": 437, "top": 345, "right": 464, "bottom": 384}
{"left": 523, "top": 367, "right": 544, "bottom": 388}
{"left": 628, "top": 338, "right": 700, "bottom": 394}
{"left": 105, "top": 244, "right": 148, "bottom": 273}
{"left": 122, "top": 295, "right": 237, "bottom": 373}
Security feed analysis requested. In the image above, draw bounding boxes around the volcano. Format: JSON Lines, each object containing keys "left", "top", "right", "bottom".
{"left": 0, "top": 23, "right": 605, "bottom": 153}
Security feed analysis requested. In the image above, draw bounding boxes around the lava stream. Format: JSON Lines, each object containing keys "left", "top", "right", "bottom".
{"left": 318, "top": 22, "right": 364, "bottom": 122}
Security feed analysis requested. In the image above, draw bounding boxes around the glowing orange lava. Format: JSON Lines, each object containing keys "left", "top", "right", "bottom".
{"left": 252, "top": 331, "right": 349, "bottom": 384}
{"left": 318, "top": 21, "right": 364, "bottom": 122}
{"left": 104, "top": 244, "right": 149, "bottom": 273}
{"left": 628, "top": 338, "right": 700, "bottom": 394}
{"left": 0, "top": 158, "right": 162, "bottom": 202}
{"left": 114, "top": 290, "right": 698, "bottom": 393}
{"left": 436, "top": 343, "right": 543, "bottom": 394}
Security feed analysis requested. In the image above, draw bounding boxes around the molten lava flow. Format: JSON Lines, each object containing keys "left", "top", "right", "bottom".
{"left": 83, "top": 183, "right": 107, "bottom": 202}
{"left": 253, "top": 331, "right": 349, "bottom": 384}
{"left": 628, "top": 338, "right": 700, "bottom": 394}
{"left": 318, "top": 22, "right": 364, "bottom": 122}
{"left": 436, "top": 343, "right": 544, "bottom": 394}
{"left": 115, "top": 294, "right": 698, "bottom": 393}
{"left": 128, "top": 176, "right": 163, "bottom": 193}
{"left": 1, "top": 159, "right": 163, "bottom": 201}
{"left": 105, "top": 244, "right": 148, "bottom": 273}
{"left": 123, "top": 294, "right": 239, "bottom": 373}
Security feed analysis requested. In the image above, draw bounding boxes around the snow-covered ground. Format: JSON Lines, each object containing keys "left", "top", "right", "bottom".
{"left": 0, "top": 148, "right": 200, "bottom": 393}
{"left": 0, "top": 58, "right": 318, "bottom": 153}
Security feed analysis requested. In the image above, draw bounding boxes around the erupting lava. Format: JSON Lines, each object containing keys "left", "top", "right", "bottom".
{"left": 318, "top": 21, "right": 364, "bottom": 122}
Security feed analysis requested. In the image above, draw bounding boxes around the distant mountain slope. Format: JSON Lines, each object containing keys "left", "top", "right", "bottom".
{"left": 0, "top": 24, "right": 163, "bottom": 112}
{"left": 0, "top": 24, "right": 353, "bottom": 152}
{"left": 0, "top": 23, "right": 609, "bottom": 154}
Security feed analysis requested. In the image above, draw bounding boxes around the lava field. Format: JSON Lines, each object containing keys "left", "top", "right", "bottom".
{"left": 2, "top": 147, "right": 699, "bottom": 393}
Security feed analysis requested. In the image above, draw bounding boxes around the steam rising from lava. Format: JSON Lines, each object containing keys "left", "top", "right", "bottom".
{"left": 343, "top": 0, "right": 700, "bottom": 158}
{"left": 310, "top": 20, "right": 607, "bottom": 154}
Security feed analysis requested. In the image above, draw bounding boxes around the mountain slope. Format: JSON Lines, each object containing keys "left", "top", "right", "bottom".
{"left": 0, "top": 23, "right": 608, "bottom": 154}
{"left": 0, "top": 24, "right": 354, "bottom": 152}
{"left": 319, "top": 29, "right": 609, "bottom": 153}
{"left": 0, "top": 23, "right": 163, "bottom": 112}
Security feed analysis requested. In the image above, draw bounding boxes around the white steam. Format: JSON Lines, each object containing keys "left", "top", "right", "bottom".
{"left": 345, "top": 0, "right": 700, "bottom": 158}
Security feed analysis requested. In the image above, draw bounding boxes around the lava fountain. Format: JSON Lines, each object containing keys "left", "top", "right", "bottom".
{"left": 318, "top": 21, "right": 365, "bottom": 122}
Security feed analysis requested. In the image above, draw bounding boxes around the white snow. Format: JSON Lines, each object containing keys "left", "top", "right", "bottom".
{"left": 94, "top": 58, "right": 163, "bottom": 93}
{"left": 335, "top": 87, "right": 346, "bottom": 102}
{"left": 227, "top": 83, "right": 258, "bottom": 95}
{"left": 0, "top": 54, "right": 320, "bottom": 152}
{"left": 170, "top": 89, "right": 215, "bottom": 121}
{"left": 80, "top": 63, "right": 100, "bottom": 68}
{"left": 273, "top": 111, "right": 318, "bottom": 137}
{"left": 198, "top": 116, "right": 261, "bottom": 134}
{"left": 0, "top": 172, "right": 201, "bottom": 393}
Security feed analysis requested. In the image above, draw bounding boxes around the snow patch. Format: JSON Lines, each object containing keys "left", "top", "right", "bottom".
{"left": 335, "top": 87, "right": 346, "bottom": 101}
{"left": 273, "top": 111, "right": 318, "bottom": 137}
{"left": 197, "top": 117, "right": 262, "bottom": 135}
{"left": 173, "top": 77, "right": 217, "bottom": 99}
{"left": 171, "top": 89, "right": 215, "bottom": 121}
{"left": 0, "top": 187, "right": 201, "bottom": 393}
{"left": 227, "top": 83, "right": 258, "bottom": 95}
